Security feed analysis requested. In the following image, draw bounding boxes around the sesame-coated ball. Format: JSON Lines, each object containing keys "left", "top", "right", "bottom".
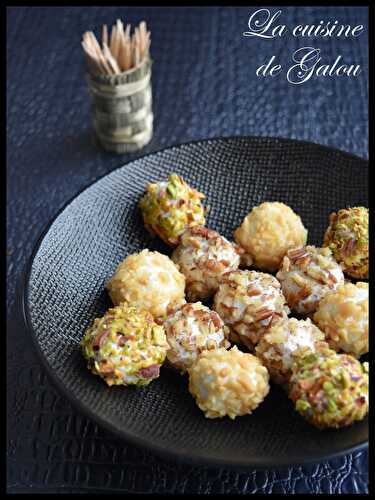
{"left": 276, "top": 246, "right": 345, "bottom": 316}
{"left": 106, "top": 249, "right": 186, "bottom": 321}
{"left": 234, "top": 202, "right": 308, "bottom": 272}
{"left": 188, "top": 346, "right": 270, "bottom": 419}
{"left": 289, "top": 349, "right": 368, "bottom": 429}
{"left": 80, "top": 303, "right": 169, "bottom": 387}
{"left": 164, "top": 302, "right": 230, "bottom": 372}
{"left": 323, "top": 207, "right": 368, "bottom": 279}
{"left": 172, "top": 226, "right": 242, "bottom": 301}
{"left": 139, "top": 173, "right": 206, "bottom": 246}
{"left": 313, "top": 282, "right": 368, "bottom": 358}
{"left": 213, "top": 270, "right": 290, "bottom": 351}
{"left": 255, "top": 318, "right": 329, "bottom": 385}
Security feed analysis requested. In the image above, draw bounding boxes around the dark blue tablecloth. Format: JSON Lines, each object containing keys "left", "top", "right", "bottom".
{"left": 7, "top": 6, "right": 368, "bottom": 494}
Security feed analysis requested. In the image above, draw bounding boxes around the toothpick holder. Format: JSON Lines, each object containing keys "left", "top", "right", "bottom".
{"left": 86, "top": 57, "right": 153, "bottom": 153}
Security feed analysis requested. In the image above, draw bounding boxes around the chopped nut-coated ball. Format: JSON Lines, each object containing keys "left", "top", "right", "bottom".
{"left": 213, "top": 270, "right": 290, "bottom": 351}
{"left": 234, "top": 202, "right": 308, "bottom": 272}
{"left": 139, "top": 173, "right": 206, "bottom": 246}
{"left": 276, "top": 245, "right": 345, "bottom": 316}
{"left": 313, "top": 282, "right": 368, "bottom": 358}
{"left": 172, "top": 226, "right": 242, "bottom": 301}
{"left": 164, "top": 302, "right": 230, "bottom": 372}
{"left": 255, "top": 318, "right": 329, "bottom": 385}
{"left": 323, "top": 207, "right": 368, "bottom": 279}
{"left": 80, "top": 303, "right": 169, "bottom": 387}
{"left": 188, "top": 346, "right": 270, "bottom": 419}
{"left": 289, "top": 349, "right": 368, "bottom": 429}
{"left": 106, "top": 249, "right": 186, "bottom": 321}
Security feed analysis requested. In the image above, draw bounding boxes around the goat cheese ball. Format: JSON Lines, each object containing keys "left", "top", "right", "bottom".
{"left": 188, "top": 346, "right": 270, "bottom": 419}
{"left": 213, "top": 270, "right": 290, "bottom": 351}
{"left": 289, "top": 349, "right": 368, "bottom": 429}
{"left": 276, "top": 246, "right": 345, "bottom": 316}
{"left": 234, "top": 202, "right": 308, "bottom": 271}
{"left": 106, "top": 249, "right": 186, "bottom": 321}
{"left": 255, "top": 318, "right": 329, "bottom": 385}
{"left": 171, "top": 226, "right": 242, "bottom": 301}
{"left": 323, "top": 206, "right": 368, "bottom": 279}
{"left": 164, "top": 302, "right": 230, "bottom": 372}
{"left": 80, "top": 303, "right": 169, "bottom": 387}
{"left": 313, "top": 282, "right": 368, "bottom": 358}
{"left": 139, "top": 173, "right": 206, "bottom": 246}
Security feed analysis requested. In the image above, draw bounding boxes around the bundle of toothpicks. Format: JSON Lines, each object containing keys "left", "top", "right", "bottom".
{"left": 81, "top": 19, "right": 151, "bottom": 75}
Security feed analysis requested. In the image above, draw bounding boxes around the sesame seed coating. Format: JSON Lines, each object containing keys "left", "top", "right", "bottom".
{"left": 234, "top": 202, "right": 307, "bottom": 272}
{"left": 106, "top": 249, "right": 186, "bottom": 321}
{"left": 188, "top": 346, "right": 270, "bottom": 419}
{"left": 313, "top": 282, "right": 368, "bottom": 358}
{"left": 255, "top": 318, "right": 329, "bottom": 385}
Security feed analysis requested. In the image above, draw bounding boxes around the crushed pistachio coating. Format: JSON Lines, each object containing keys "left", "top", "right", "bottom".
{"left": 213, "top": 270, "right": 290, "bottom": 351}
{"left": 313, "top": 282, "right": 368, "bottom": 358}
{"left": 255, "top": 318, "right": 329, "bottom": 385}
{"left": 276, "top": 245, "right": 345, "bottom": 316}
{"left": 289, "top": 348, "right": 368, "bottom": 429}
{"left": 139, "top": 173, "right": 206, "bottom": 246}
{"left": 172, "top": 226, "right": 242, "bottom": 301}
{"left": 164, "top": 302, "right": 230, "bottom": 372}
{"left": 234, "top": 201, "right": 308, "bottom": 272}
{"left": 106, "top": 249, "right": 186, "bottom": 321}
{"left": 188, "top": 346, "right": 270, "bottom": 419}
{"left": 323, "top": 207, "right": 368, "bottom": 279}
{"left": 80, "top": 303, "right": 169, "bottom": 387}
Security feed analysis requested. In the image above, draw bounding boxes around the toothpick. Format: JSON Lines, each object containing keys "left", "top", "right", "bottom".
{"left": 110, "top": 24, "right": 117, "bottom": 56}
{"left": 103, "top": 43, "right": 121, "bottom": 74}
{"left": 102, "top": 24, "right": 108, "bottom": 47}
{"left": 88, "top": 31, "right": 113, "bottom": 74}
{"left": 81, "top": 19, "right": 151, "bottom": 75}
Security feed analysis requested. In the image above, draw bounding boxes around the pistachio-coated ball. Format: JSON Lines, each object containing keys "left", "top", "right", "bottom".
{"left": 80, "top": 303, "right": 169, "bottom": 387}
{"left": 323, "top": 207, "right": 368, "bottom": 279}
{"left": 139, "top": 173, "right": 206, "bottom": 246}
{"left": 289, "top": 349, "right": 368, "bottom": 429}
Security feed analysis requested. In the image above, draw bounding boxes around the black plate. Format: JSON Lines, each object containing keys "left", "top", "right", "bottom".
{"left": 22, "top": 136, "right": 368, "bottom": 469}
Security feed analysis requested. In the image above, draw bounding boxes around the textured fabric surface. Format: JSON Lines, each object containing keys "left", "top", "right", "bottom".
{"left": 7, "top": 6, "right": 368, "bottom": 494}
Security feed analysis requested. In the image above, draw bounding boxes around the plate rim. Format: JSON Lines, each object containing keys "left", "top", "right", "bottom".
{"left": 21, "top": 135, "right": 369, "bottom": 469}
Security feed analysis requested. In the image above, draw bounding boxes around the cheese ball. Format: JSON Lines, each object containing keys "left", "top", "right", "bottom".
{"left": 289, "top": 349, "right": 368, "bottom": 429}
{"left": 164, "top": 302, "right": 230, "bottom": 372}
{"left": 323, "top": 207, "right": 368, "bottom": 279}
{"left": 80, "top": 303, "right": 169, "bottom": 386}
{"left": 139, "top": 173, "right": 206, "bottom": 246}
{"left": 234, "top": 202, "right": 308, "bottom": 272}
{"left": 171, "top": 226, "right": 242, "bottom": 301}
{"left": 276, "top": 246, "right": 345, "bottom": 316}
{"left": 188, "top": 346, "right": 270, "bottom": 419}
{"left": 255, "top": 318, "right": 329, "bottom": 385}
{"left": 213, "top": 270, "right": 290, "bottom": 351}
{"left": 106, "top": 249, "right": 186, "bottom": 321}
{"left": 313, "top": 282, "right": 368, "bottom": 358}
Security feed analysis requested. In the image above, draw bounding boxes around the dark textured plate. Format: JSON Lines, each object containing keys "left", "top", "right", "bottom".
{"left": 22, "top": 137, "right": 368, "bottom": 468}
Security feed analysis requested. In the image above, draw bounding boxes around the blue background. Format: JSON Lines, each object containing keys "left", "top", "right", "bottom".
{"left": 7, "top": 6, "right": 368, "bottom": 494}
